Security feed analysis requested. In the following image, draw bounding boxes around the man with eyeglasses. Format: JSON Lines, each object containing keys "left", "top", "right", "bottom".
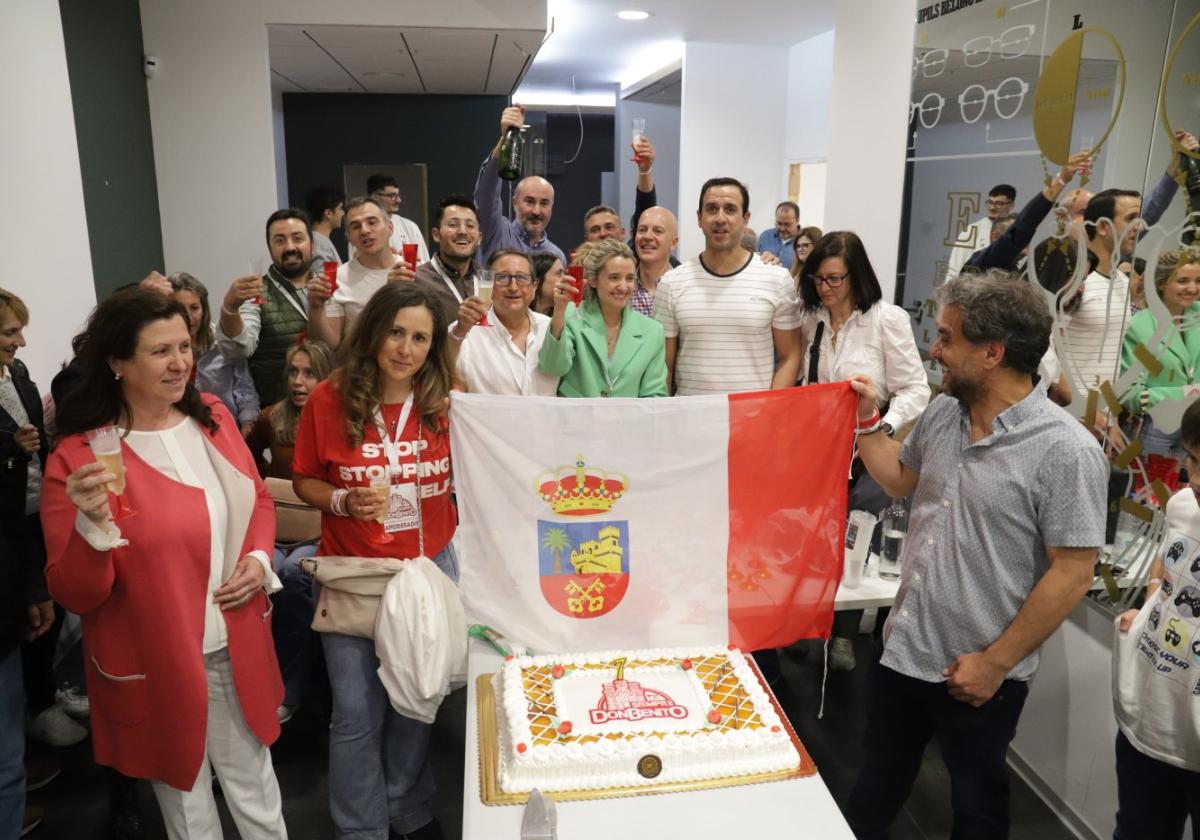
{"left": 360, "top": 173, "right": 430, "bottom": 264}
{"left": 757, "top": 201, "right": 801, "bottom": 270}
{"left": 654, "top": 177, "right": 802, "bottom": 396}
{"left": 448, "top": 249, "right": 559, "bottom": 396}
{"left": 413, "top": 195, "right": 484, "bottom": 326}
{"left": 944, "top": 184, "right": 1016, "bottom": 282}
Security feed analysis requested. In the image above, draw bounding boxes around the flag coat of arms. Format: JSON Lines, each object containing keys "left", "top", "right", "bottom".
{"left": 450, "top": 384, "right": 856, "bottom": 654}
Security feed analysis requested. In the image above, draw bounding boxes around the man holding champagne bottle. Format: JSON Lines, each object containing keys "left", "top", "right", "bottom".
{"left": 473, "top": 105, "right": 567, "bottom": 267}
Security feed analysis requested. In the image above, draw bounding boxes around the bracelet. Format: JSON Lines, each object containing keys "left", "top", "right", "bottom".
{"left": 330, "top": 488, "right": 350, "bottom": 517}
{"left": 857, "top": 418, "right": 886, "bottom": 436}
{"left": 856, "top": 408, "right": 881, "bottom": 431}
{"left": 1147, "top": 577, "right": 1163, "bottom": 588}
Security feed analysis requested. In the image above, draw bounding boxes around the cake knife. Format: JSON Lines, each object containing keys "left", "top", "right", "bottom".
{"left": 520, "top": 788, "right": 557, "bottom": 840}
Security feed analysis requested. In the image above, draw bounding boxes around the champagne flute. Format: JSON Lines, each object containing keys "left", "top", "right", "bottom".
{"left": 246, "top": 258, "right": 265, "bottom": 306}
{"left": 86, "top": 426, "right": 136, "bottom": 520}
{"left": 368, "top": 476, "right": 395, "bottom": 545}
{"left": 475, "top": 270, "right": 494, "bottom": 327}
{"left": 630, "top": 118, "right": 646, "bottom": 163}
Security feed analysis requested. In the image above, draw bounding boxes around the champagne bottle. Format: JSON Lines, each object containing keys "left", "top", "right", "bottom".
{"left": 498, "top": 127, "right": 524, "bottom": 182}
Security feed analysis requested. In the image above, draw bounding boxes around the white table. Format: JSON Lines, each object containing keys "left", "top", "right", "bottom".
{"left": 461, "top": 640, "right": 855, "bottom": 839}
{"left": 835, "top": 561, "right": 901, "bottom": 610}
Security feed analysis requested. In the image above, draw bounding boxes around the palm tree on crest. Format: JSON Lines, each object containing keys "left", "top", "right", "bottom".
{"left": 541, "top": 528, "right": 572, "bottom": 575}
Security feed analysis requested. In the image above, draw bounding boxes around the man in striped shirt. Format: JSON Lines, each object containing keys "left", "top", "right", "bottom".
{"left": 1060, "top": 188, "right": 1141, "bottom": 399}
{"left": 653, "top": 177, "right": 802, "bottom": 395}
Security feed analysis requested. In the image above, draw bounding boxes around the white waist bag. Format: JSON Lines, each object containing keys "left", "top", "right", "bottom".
{"left": 375, "top": 555, "right": 468, "bottom": 724}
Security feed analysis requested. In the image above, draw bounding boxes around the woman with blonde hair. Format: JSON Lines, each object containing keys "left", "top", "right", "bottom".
{"left": 292, "top": 282, "right": 457, "bottom": 839}
{"left": 789, "top": 226, "right": 823, "bottom": 283}
{"left": 538, "top": 238, "right": 668, "bottom": 397}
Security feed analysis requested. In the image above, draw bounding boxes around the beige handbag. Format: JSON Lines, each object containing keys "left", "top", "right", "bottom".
{"left": 301, "top": 439, "right": 426, "bottom": 639}
{"left": 265, "top": 477, "right": 321, "bottom": 546}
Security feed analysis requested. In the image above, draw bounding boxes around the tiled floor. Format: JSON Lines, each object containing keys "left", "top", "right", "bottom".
{"left": 28, "top": 634, "right": 1079, "bottom": 839}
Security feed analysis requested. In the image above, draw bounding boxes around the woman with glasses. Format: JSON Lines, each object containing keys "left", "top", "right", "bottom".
{"left": 539, "top": 238, "right": 668, "bottom": 398}
{"left": 449, "top": 249, "right": 560, "bottom": 395}
{"left": 798, "top": 231, "right": 929, "bottom": 672}
{"left": 789, "top": 226, "right": 823, "bottom": 284}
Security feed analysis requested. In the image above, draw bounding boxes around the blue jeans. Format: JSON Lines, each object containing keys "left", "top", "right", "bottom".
{"left": 0, "top": 648, "right": 25, "bottom": 840}
{"left": 846, "top": 662, "right": 1029, "bottom": 839}
{"left": 1114, "top": 729, "right": 1200, "bottom": 839}
{"left": 272, "top": 543, "right": 319, "bottom": 707}
{"left": 321, "top": 544, "right": 457, "bottom": 838}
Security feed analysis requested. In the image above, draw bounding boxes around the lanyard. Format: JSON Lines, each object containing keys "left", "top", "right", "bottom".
{"left": 431, "top": 256, "right": 471, "bottom": 305}
{"left": 267, "top": 267, "right": 308, "bottom": 320}
{"left": 372, "top": 393, "right": 415, "bottom": 475}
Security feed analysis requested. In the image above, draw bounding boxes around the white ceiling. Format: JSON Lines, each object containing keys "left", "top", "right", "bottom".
{"left": 267, "top": 24, "right": 544, "bottom": 94}
{"left": 268, "top": 1, "right": 834, "bottom": 104}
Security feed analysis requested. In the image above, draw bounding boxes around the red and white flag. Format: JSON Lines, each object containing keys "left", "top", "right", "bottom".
{"left": 449, "top": 384, "right": 856, "bottom": 654}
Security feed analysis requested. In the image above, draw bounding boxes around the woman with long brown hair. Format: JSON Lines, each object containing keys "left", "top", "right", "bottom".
{"left": 292, "top": 283, "right": 457, "bottom": 840}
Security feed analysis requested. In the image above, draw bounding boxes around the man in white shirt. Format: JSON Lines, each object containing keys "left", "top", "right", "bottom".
{"left": 305, "top": 186, "right": 345, "bottom": 266}
{"left": 365, "top": 174, "right": 430, "bottom": 263}
{"left": 448, "top": 250, "right": 559, "bottom": 396}
{"left": 1060, "top": 188, "right": 1142, "bottom": 398}
{"left": 653, "top": 177, "right": 802, "bottom": 395}
{"left": 307, "top": 197, "right": 414, "bottom": 351}
{"left": 944, "top": 184, "right": 1016, "bottom": 281}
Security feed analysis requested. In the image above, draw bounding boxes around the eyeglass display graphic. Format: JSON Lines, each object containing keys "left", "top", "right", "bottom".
{"left": 912, "top": 47, "right": 949, "bottom": 79}
{"left": 909, "top": 92, "right": 946, "bottom": 129}
{"left": 962, "top": 24, "right": 1036, "bottom": 67}
{"left": 958, "top": 76, "right": 1029, "bottom": 124}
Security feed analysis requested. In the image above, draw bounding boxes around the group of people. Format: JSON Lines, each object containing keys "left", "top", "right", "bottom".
{"left": 2, "top": 102, "right": 1198, "bottom": 840}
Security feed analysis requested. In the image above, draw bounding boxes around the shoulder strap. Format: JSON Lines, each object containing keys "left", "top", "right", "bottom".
{"left": 806, "top": 321, "right": 825, "bottom": 385}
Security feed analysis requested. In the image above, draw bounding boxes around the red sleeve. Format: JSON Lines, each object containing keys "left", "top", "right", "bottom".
{"left": 291, "top": 380, "right": 330, "bottom": 482}
{"left": 39, "top": 438, "right": 119, "bottom": 614}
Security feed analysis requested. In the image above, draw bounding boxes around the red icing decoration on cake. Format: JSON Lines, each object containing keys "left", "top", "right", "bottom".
{"left": 517, "top": 742, "right": 527, "bottom": 754}
{"left": 681, "top": 658, "right": 693, "bottom": 670}
{"left": 707, "top": 710, "right": 722, "bottom": 724}
{"left": 551, "top": 665, "right": 565, "bottom": 679}
{"left": 558, "top": 721, "right": 573, "bottom": 735}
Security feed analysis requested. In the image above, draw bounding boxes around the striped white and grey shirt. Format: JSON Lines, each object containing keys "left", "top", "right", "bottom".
{"left": 1061, "top": 269, "right": 1131, "bottom": 398}
{"left": 882, "top": 389, "right": 1108, "bottom": 683}
{"left": 653, "top": 254, "right": 801, "bottom": 395}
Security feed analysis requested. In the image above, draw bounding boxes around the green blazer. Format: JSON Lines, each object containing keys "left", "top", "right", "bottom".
{"left": 538, "top": 301, "right": 668, "bottom": 398}
{"left": 1119, "top": 303, "right": 1200, "bottom": 410}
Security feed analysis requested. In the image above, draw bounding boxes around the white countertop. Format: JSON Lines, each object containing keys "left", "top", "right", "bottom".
{"left": 461, "top": 640, "right": 855, "bottom": 839}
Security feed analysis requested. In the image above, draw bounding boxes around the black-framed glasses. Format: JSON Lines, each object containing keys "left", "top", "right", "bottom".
{"left": 809, "top": 273, "right": 849, "bottom": 287}
{"left": 493, "top": 272, "right": 533, "bottom": 287}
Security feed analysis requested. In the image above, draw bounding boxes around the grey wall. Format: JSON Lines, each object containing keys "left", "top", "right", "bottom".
{"left": 59, "top": 0, "right": 163, "bottom": 298}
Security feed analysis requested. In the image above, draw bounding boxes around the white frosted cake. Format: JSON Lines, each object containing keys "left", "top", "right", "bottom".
{"left": 492, "top": 646, "right": 800, "bottom": 794}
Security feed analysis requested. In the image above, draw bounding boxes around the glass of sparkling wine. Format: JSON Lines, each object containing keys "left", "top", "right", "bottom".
{"left": 86, "top": 426, "right": 136, "bottom": 520}
{"left": 475, "top": 270, "right": 494, "bottom": 327}
{"left": 368, "top": 475, "right": 394, "bottom": 545}
{"left": 630, "top": 118, "right": 646, "bottom": 162}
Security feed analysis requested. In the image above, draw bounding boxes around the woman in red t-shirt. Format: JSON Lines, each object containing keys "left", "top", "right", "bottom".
{"left": 293, "top": 283, "right": 456, "bottom": 840}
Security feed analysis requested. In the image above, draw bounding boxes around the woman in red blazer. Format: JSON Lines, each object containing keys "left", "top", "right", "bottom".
{"left": 40, "top": 289, "right": 287, "bottom": 838}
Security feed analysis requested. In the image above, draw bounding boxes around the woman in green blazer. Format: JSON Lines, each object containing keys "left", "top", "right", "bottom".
{"left": 538, "top": 239, "right": 668, "bottom": 397}
{"left": 1119, "top": 246, "right": 1200, "bottom": 458}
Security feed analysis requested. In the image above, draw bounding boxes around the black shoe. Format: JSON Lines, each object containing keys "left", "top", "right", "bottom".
{"left": 108, "top": 772, "right": 143, "bottom": 839}
{"left": 24, "top": 749, "right": 61, "bottom": 792}
{"left": 403, "top": 818, "right": 445, "bottom": 840}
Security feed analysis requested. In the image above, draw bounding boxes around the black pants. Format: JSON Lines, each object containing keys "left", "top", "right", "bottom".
{"left": 14, "top": 514, "right": 58, "bottom": 714}
{"left": 1114, "top": 729, "right": 1200, "bottom": 839}
{"left": 846, "top": 662, "right": 1029, "bottom": 839}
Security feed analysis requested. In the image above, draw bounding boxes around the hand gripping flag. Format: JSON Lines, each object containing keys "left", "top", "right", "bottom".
{"left": 449, "top": 383, "right": 856, "bottom": 653}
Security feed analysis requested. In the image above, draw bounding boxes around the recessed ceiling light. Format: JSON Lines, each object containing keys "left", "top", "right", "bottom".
{"left": 617, "top": 10, "right": 651, "bottom": 21}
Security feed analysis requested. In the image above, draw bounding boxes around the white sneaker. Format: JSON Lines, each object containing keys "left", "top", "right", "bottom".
{"left": 829, "top": 637, "right": 857, "bottom": 672}
{"left": 55, "top": 685, "right": 90, "bottom": 718}
{"left": 28, "top": 706, "right": 88, "bottom": 746}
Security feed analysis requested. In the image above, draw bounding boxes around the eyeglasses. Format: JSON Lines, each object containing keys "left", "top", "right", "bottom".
{"left": 962, "top": 24, "right": 1036, "bottom": 67}
{"left": 809, "top": 273, "right": 849, "bottom": 287}
{"left": 373, "top": 190, "right": 401, "bottom": 201}
{"left": 986, "top": 198, "right": 1014, "bottom": 208}
{"left": 909, "top": 92, "right": 946, "bottom": 130}
{"left": 493, "top": 272, "right": 533, "bottom": 287}
{"left": 912, "top": 47, "right": 949, "bottom": 79}
{"left": 957, "top": 76, "right": 1029, "bottom": 124}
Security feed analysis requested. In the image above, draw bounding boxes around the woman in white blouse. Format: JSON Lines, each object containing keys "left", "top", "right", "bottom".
{"left": 41, "top": 289, "right": 287, "bottom": 838}
{"left": 798, "top": 231, "right": 930, "bottom": 671}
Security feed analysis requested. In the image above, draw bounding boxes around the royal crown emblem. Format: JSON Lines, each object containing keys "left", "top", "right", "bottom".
{"left": 535, "top": 455, "right": 628, "bottom": 517}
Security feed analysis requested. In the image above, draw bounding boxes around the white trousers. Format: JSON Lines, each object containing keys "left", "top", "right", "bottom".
{"left": 150, "top": 648, "right": 287, "bottom": 840}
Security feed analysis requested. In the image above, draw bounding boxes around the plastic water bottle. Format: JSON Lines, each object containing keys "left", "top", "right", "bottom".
{"left": 879, "top": 498, "right": 908, "bottom": 580}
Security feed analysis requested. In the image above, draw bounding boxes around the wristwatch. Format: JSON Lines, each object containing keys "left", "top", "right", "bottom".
{"left": 881, "top": 422, "right": 895, "bottom": 438}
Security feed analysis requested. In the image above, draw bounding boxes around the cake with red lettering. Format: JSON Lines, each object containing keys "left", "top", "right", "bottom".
{"left": 492, "top": 646, "right": 800, "bottom": 794}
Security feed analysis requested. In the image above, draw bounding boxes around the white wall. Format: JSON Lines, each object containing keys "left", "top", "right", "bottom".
{"left": 678, "top": 42, "right": 789, "bottom": 259}
{"left": 271, "top": 84, "right": 289, "bottom": 208}
{"left": 615, "top": 99, "right": 681, "bottom": 237}
{"left": 823, "top": 0, "right": 915, "bottom": 302}
{"left": 784, "top": 31, "right": 833, "bottom": 164}
{"left": 0, "top": 1, "right": 97, "bottom": 388}
{"left": 138, "top": 0, "right": 547, "bottom": 305}
{"left": 1010, "top": 602, "right": 1119, "bottom": 839}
